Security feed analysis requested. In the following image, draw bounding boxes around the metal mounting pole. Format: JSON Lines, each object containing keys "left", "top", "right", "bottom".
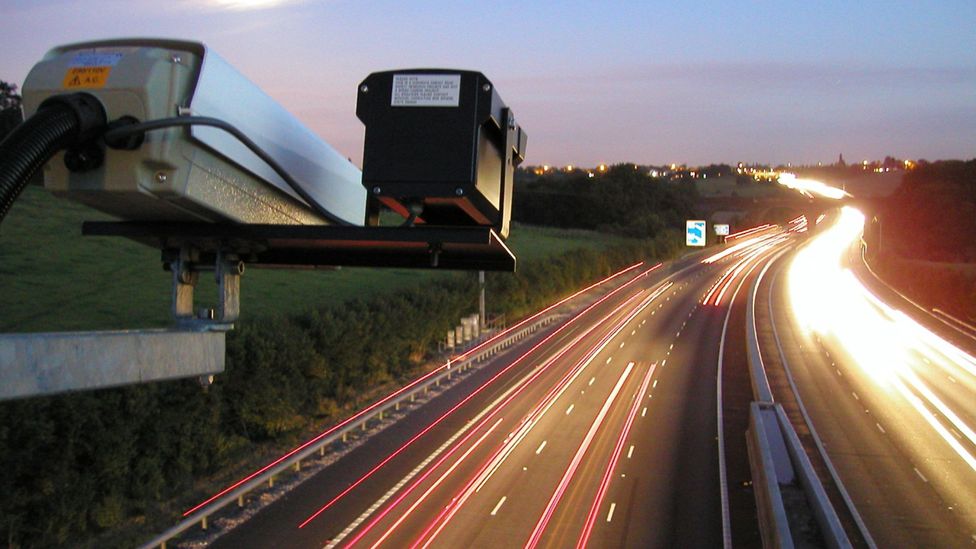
{"left": 478, "top": 270, "right": 486, "bottom": 330}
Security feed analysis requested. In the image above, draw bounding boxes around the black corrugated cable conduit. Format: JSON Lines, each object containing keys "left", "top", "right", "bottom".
{"left": 0, "top": 93, "right": 106, "bottom": 224}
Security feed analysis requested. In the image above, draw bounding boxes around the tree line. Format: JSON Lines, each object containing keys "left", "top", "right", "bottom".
{"left": 513, "top": 163, "right": 698, "bottom": 238}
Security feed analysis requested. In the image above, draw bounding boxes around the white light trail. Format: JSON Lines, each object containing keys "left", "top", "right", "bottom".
{"left": 778, "top": 173, "right": 849, "bottom": 199}
{"left": 788, "top": 206, "right": 976, "bottom": 473}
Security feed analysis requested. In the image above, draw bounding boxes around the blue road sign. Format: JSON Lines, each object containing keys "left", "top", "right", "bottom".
{"left": 686, "top": 220, "right": 706, "bottom": 247}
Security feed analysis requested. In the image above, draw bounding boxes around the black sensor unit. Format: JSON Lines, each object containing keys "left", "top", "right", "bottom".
{"left": 357, "top": 69, "right": 526, "bottom": 238}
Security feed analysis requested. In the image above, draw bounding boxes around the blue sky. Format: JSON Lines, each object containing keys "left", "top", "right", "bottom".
{"left": 3, "top": 0, "right": 974, "bottom": 167}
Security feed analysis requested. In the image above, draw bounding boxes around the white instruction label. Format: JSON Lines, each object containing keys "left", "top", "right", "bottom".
{"left": 392, "top": 74, "right": 461, "bottom": 107}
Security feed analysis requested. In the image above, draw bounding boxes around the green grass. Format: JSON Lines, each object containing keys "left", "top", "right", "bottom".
{"left": 0, "top": 187, "right": 615, "bottom": 332}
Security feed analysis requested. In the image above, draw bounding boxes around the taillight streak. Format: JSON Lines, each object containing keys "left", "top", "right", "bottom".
{"left": 414, "top": 288, "right": 667, "bottom": 548}
{"left": 456, "top": 262, "right": 652, "bottom": 362}
{"left": 304, "top": 288, "right": 644, "bottom": 531}
{"left": 523, "top": 361, "right": 636, "bottom": 549}
{"left": 576, "top": 361, "right": 657, "bottom": 548}
{"left": 327, "top": 267, "right": 659, "bottom": 545}
{"left": 184, "top": 263, "right": 650, "bottom": 517}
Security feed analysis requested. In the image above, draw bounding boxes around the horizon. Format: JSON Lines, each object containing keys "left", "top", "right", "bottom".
{"left": 3, "top": 0, "right": 974, "bottom": 168}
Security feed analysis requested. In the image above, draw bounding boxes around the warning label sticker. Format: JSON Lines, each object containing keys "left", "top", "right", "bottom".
{"left": 391, "top": 74, "right": 461, "bottom": 107}
{"left": 63, "top": 67, "right": 111, "bottom": 89}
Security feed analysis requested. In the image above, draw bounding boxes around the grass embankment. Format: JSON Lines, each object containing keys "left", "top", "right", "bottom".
{"left": 872, "top": 253, "right": 976, "bottom": 323}
{"left": 0, "top": 186, "right": 665, "bottom": 548}
{"left": 0, "top": 187, "right": 619, "bottom": 332}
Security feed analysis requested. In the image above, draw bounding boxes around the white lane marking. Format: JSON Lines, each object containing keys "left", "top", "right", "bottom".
{"left": 669, "top": 343, "right": 674, "bottom": 351}
{"left": 606, "top": 502, "right": 617, "bottom": 522}
{"left": 641, "top": 407, "right": 647, "bottom": 417}
{"left": 536, "top": 440, "right": 547, "bottom": 455}
{"left": 661, "top": 359, "right": 667, "bottom": 366}
{"left": 653, "top": 379, "right": 659, "bottom": 388}
{"left": 491, "top": 496, "right": 507, "bottom": 516}
{"left": 619, "top": 342, "right": 625, "bottom": 348}
{"left": 641, "top": 320, "right": 646, "bottom": 325}
{"left": 566, "top": 404, "right": 575, "bottom": 415}
{"left": 852, "top": 391, "right": 859, "bottom": 401}
{"left": 325, "top": 418, "right": 502, "bottom": 548}
{"left": 627, "top": 445, "right": 634, "bottom": 459}
{"left": 631, "top": 330, "right": 636, "bottom": 335}
{"left": 589, "top": 377, "right": 595, "bottom": 386}
{"left": 914, "top": 467, "right": 928, "bottom": 483}
{"left": 948, "top": 376, "right": 957, "bottom": 384}
{"left": 876, "top": 423, "right": 886, "bottom": 434}
{"left": 606, "top": 357, "right": 612, "bottom": 364}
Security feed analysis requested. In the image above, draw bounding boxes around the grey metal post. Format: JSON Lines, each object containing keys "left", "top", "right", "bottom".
{"left": 479, "top": 270, "right": 486, "bottom": 330}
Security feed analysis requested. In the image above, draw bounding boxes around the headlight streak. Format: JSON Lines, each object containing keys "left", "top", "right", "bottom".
{"left": 788, "top": 206, "right": 976, "bottom": 474}
{"left": 332, "top": 270, "right": 663, "bottom": 547}
{"left": 185, "top": 263, "right": 649, "bottom": 518}
{"left": 411, "top": 287, "right": 670, "bottom": 549}
{"left": 777, "top": 173, "right": 849, "bottom": 200}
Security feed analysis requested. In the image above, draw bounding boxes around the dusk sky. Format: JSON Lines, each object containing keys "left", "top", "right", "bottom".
{"left": 3, "top": 0, "right": 974, "bottom": 168}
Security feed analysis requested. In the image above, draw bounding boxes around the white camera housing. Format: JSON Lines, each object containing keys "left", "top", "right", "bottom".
{"left": 21, "top": 38, "right": 366, "bottom": 226}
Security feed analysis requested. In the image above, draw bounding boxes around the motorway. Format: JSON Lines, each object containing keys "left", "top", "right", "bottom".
{"left": 206, "top": 229, "right": 796, "bottom": 548}
{"left": 756, "top": 207, "right": 976, "bottom": 547}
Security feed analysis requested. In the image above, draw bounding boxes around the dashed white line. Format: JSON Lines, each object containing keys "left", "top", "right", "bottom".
{"left": 627, "top": 445, "right": 634, "bottom": 459}
{"left": 566, "top": 404, "right": 575, "bottom": 415}
{"left": 876, "top": 423, "right": 886, "bottom": 434}
{"left": 914, "top": 467, "right": 928, "bottom": 483}
{"left": 653, "top": 379, "right": 659, "bottom": 388}
{"left": 606, "top": 357, "right": 612, "bottom": 365}
{"left": 641, "top": 407, "right": 647, "bottom": 417}
{"left": 607, "top": 502, "right": 617, "bottom": 522}
{"left": 589, "top": 377, "right": 595, "bottom": 386}
{"left": 619, "top": 342, "right": 625, "bottom": 348}
{"left": 661, "top": 359, "right": 667, "bottom": 366}
{"left": 536, "top": 440, "right": 547, "bottom": 455}
{"left": 852, "top": 392, "right": 859, "bottom": 401}
{"left": 948, "top": 376, "right": 957, "bottom": 384}
{"left": 491, "top": 496, "right": 507, "bottom": 516}
{"left": 669, "top": 343, "right": 674, "bottom": 351}
{"left": 631, "top": 330, "right": 636, "bottom": 335}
